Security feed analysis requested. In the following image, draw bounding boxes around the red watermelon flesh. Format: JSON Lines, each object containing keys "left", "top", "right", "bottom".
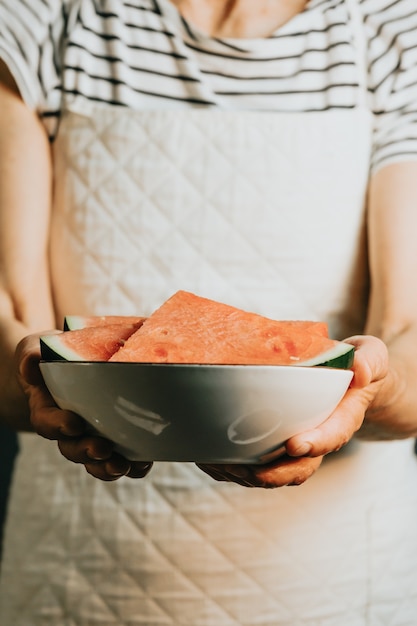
{"left": 64, "top": 315, "right": 146, "bottom": 331}
{"left": 108, "top": 291, "right": 351, "bottom": 366}
{"left": 41, "top": 322, "right": 143, "bottom": 362}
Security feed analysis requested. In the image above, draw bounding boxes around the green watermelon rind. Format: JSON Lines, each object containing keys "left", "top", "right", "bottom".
{"left": 298, "top": 342, "right": 354, "bottom": 370}
{"left": 41, "top": 332, "right": 354, "bottom": 369}
{"left": 40, "top": 335, "right": 89, "bottom": 362}
{"left": 63, "top": 315, "right": 146, "bottom": 331}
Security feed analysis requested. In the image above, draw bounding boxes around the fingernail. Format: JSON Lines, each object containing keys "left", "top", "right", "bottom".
{"left": 106, "top": 460, "right": 130, "bottom": 477}
{"left": 87, "top": 451, "right": 109, "bottom": 461}
{"left": 291, "top": 442, "right": 312, "bottom": 457}
{"left": 107, "top": 465, "right": 128, "bottom": 477}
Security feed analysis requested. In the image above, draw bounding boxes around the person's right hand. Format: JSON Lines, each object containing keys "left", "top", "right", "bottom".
{"left": 16, "top": 333, "right": 153, "bottom": 481}
{"left": 199, "top": 335, "right": 389, "bottom": 488}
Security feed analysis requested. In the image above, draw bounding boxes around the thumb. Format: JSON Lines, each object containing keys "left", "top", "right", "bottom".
{"left": 16, "top": 331, "right": 60, "bottom": 387}
{"left": 344, "top": 335, "right": 389, "bottom": 389}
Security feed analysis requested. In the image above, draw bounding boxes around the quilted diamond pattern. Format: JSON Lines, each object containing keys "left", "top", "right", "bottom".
{"left": 50, "top": 103, "right": 370, "bottom": 338}
{"left": 2, "top": 104, "right": 417, "bottom": 625}
{"left": 2, "top": 435, "right": 417, "bottom": 625}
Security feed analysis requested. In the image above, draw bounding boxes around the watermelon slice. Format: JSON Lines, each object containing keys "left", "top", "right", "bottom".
{"left": 40, "top": 322, "right": 143, "bottom": 362}
{"left": 109, "top": 291, "right": 354, "bottom": 369}
{"left": 64, "top": 315, "right": 146, "bottom": 331}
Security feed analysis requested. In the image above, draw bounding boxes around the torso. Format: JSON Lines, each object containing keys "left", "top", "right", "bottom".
{"left": 2, "top": 2, "right": 417, "bottom": 625}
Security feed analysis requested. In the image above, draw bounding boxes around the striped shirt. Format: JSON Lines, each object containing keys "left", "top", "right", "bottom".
{"left": 1, "top": 0, "right": 417, "bottom": 171}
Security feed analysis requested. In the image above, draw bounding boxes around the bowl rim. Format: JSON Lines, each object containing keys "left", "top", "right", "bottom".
{"left": 40, "top": 360, "right": 353, "bottom": 372}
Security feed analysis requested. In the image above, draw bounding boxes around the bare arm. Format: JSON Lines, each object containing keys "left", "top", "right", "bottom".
{"left": 201, "top": 161, "right": 417, "bottom": 487}
{"left": 0, "top": 60, "right": 152, "bottom": 479}
{"left": 0, "top": 59, "right": 55, "bottom": 429}
{"left": 359, "top": 161, "right": 417, "bottom": 439}
{"left": 287, "top": 161, "right": 417, "bottom": 448}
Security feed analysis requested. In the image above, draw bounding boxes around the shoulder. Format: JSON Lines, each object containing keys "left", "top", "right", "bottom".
{"left": 0, "top": 0, "right": 82, "bottom": 41}
{"left": 360, "top": 0, "right": 417, "bottom": 83}
{"left": 0, "top": 0, "right": 83, "bottom": 113}
{"left": 0, "top": 0, "right": 80, "bottom": 20}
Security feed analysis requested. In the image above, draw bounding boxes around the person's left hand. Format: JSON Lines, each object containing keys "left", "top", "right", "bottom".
{"left": 197, "top": 335, "right": 389, "bottom": 488}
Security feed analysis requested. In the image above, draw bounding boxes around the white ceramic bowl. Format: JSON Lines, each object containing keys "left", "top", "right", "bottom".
{"left": 39, "top": 362, "right": 353, "bottom": 463}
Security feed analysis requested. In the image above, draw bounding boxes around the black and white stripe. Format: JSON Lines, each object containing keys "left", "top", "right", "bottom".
{"left": 1, "top": 0, "right": 417, "bottom": 169}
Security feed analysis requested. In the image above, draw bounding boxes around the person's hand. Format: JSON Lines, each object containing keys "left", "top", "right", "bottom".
{"left": 198, "top": 335, "right": 389, "bottom": 488}
{"left": 16, "top": 333, "right": 153, "bottom": 481}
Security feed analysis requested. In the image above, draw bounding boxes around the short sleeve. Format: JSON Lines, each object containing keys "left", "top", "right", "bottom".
{"left": 365, "top": 0, "right": 417, "bottom": 173}
{"left": 0, "top": 0, "right": 78, "bottom": 112}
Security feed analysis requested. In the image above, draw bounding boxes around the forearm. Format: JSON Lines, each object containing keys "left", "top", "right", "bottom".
{"left": 354, "top": 162, "right": 417, "bottom": 441}
{"left": 0, "top": 64, "right": 55, "bottom": 430}
{"left": 0, "top": 269, "right": 55, "bottom": 432}
{"left": 358, "top": 325, "right": 417, "bottom": 440}
{"left": 0, "top": 316, "right": 34, "bottom": 430}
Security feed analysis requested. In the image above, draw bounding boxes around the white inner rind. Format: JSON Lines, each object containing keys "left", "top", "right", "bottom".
{"left": 41, "top": 335, "right": 88, "bottom": 361}
{"left": 42, "top": 334, "right": 354, "bottom": 367}
{"left": 63, "top": 316, "right": 87, "bottom": 331}
{"left": 298, "top": 343, "right": 354, "bottom": 367}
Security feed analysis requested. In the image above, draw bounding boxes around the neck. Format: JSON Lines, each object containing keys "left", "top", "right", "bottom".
{"left": 168, "top": 0, "right": 309, "bottom": 38}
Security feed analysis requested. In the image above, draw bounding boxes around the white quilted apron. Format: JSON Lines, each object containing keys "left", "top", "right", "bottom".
{"left": 2, "top": 3, "right": 417, "bottom": 626}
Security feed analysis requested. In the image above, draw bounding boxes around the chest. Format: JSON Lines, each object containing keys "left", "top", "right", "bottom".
{"left": 50, "top": 105, "right": 372, "bottom": 339}
{"left": 57, "top": 0, "right": 358, "bottom": 116}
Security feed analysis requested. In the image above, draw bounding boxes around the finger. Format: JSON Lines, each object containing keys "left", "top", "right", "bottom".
{"left": 59, "top": 438, "right": 152, "bottom": 481}
{"left": 84, "top": 457, "right": 131, "bottom": 482}
{"left": 224, "top": 456, "right": 323, "bottom": 488}
{"left": 86, "top": 454, "right": 151, "bottom": 481}
{"left": 17, "top": 341, "right": 86, "bottom": 439}
{"left": 29, "top": 385, "right": 86, "bottom": 439}
{"left": 197, "top": 464, "right": 254, "bottom": 487}
{"left": 200, "top": 456, "right": 323, "bottom": 489}
{"left": 344, "top": 335, "right": 389, "bottom": 389}
{"left": 16, "top": 332, "right": 61, "bottom": 387}
{"left": 58, "top": 436, "right": 114, "bottom": 464}
{"left": 126, "top": 462, "right": 153, "bottom": 479}
{"left": 286, "top": 336, "right": 389, "bottom": 458}
{"left": 197, "top": 464, "right": 237, "bottom": 482}
{"left": 286, "top": 385, "right": 370, "bottom": 458}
